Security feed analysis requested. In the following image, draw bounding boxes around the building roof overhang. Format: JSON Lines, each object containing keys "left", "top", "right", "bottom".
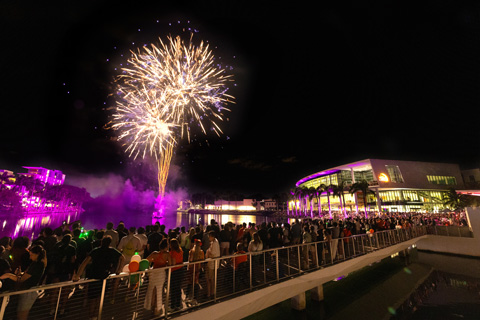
{"left": 296, "top": 159, "right": 373, "bottom": 187}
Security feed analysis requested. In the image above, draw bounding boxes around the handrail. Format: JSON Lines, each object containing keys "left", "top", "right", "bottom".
{"left": 0, "top": 226, "right": 429, "bottom": 319}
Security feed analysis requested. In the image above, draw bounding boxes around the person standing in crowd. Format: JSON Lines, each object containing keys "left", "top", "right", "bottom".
{"left": 48, "top": 234, "right": 76, "bottom": 315}
{"left": 0, "top": 245, "right": 46, "bottom": 320}
{"left": 219, "top": 223, "right": 232, "bottom": 256}
{"left": 291, "top": 219, "right": 302, "bottom": 245}
{"left": 73, "top": 236, "right": 124, "bottom": 320}
{"left": 0, "top": 245, "right": 14, "bottom": 292}
{"left": 136, "top": 227, "right": 148, "bottom": 258}
{"left": 144, "top": 239, "right": 172, "bottom": 316}
{"left": 104, "top": 222, "right": 119, "bottom": 248}
{"left": 179, "top": 226, "right": 188, "bottom": 252}
{"left": 248, "top": 232, "right": 263, "bottom": 284}
{"left": 169, "top": 238, "right": 184, "bottom": 311}
{"left": 205, "top": 231, "right": 220, "bottom": 299}
{"left": 147, "top": 224, "right": 163, "bottom": 257}
{"left": 302, "top": 225, "right": 312, "bottom": 269}
{"left": 117, "top": 227, "right": 142, "bottom": 264}
{"left": 330, "top": 222, "right": 340, "bottom": 260}
{"left": 186, "top": 239, "right": 204, "bottom": 305}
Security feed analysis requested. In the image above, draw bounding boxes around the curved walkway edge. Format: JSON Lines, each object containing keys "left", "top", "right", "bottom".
{"left": 175, "top": 236, "right": 427, "bottom": 320}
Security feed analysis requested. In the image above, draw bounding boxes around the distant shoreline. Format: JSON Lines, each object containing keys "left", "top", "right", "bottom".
{"left": 186, "top": 209, "right": 279, "bottom": 216}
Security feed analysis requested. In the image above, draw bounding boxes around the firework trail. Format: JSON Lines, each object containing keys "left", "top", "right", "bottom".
{"left": 110, "top": 33, "right": 234, "bottom": 207}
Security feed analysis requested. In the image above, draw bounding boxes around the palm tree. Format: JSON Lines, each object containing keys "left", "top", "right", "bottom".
{"left": 442, "top": 188, "right": 474, "bottom": 211}
{"left": 350, "top": 179, "right": 375, "bottom": 218}
{"left": 307, "top": 187, "right": 316, "bottom": 218}
{"left": 288, "top": 189, "right": 297, "bottom": 215}
{"left": 317, "top": 183, "right": 332, "bottom": 218}
{"left": 331, "top": 180, "right": 348, "bottom": 218}
{"left": 294, "top": 187, "right": 305, "bottom": 216}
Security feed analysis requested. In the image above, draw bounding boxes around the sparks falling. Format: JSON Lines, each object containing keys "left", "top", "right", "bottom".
{"left": 110, "top": 33, "right": 235, "bottom": 207}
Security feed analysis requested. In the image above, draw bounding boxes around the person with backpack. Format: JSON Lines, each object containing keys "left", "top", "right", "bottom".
{"left": 117, "top": 227, "right": 142, "bottom": 263}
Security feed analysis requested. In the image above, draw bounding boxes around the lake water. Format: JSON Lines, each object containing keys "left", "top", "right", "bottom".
{"left": 0, "top": 210, "right": 284, "bottom": 240}
{"left": 244, "top": 250, "right": 480, "bottom": 320}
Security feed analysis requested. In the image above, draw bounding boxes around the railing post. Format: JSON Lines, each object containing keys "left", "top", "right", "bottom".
{"left": 232, "top": 259, "right": 236, "bottom": 292}
{"left": 165, "top": 268, "right": 172, "bottom": 316}
{"left": 361, "top": 235, "right": 365, "bottom": 254}
{"left": 298, "top": 245, "right": 301, "bottom": 272}
{"left": 341, "top": 239, "right": 346, "bottom": 260}
{"left": 249, "top": 253, "right": 253, "bottom": 290}
{"left": 263, "top": 253, "right": 266, "bottom": 284}
{"left": 214, "top": 259, "right": 218, "bottom": 302}
{"left": 98, "top": 279, "right": 107, "bottom": 320}
{"left": 315, "top": 243, "right": 319, "bottom": 268}
{"left": 0, "top": 295, "right": 10, "bottom": 319}
{"left": 276, "top": 249, "right": 280, "bottom": 281}
{"left": 329, "top": 241, "right": 334, "bottom": 264}
{"left": 352, "top": 237, "right": 356, "bottom": 257}
{"left": 53, "top": 287, "right": 62, "bottom": 320}
{"left": 287, "top": 248, "right": 290, "bottom": 276}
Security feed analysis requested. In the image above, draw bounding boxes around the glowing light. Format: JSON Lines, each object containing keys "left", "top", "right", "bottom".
{"left": 110, "top": 33, "right": 234, "bottom": 204}
{"left": 378, "top": 173, "right": 389, "bottom": 182}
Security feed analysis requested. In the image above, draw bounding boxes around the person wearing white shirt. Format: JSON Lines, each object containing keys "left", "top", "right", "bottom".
{"left": 205, "top": 231, "right": 220, "bottom": 298}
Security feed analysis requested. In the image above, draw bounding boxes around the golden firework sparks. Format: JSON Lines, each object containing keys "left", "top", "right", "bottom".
{"left": 110, "top": 33, "right": 234, "bottom": 201}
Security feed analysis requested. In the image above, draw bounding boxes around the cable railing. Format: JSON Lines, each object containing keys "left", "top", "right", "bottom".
{"left": 0, "top": 226, "right": 428, "bottom": 320}
{"left": 427, "top": 225, "right": 473, "bottom": 238}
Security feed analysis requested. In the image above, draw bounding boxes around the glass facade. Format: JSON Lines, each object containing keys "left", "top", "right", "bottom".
{"left": 427, "top": 175, "right": 457, "bottom": 185}
{"left": 386, "top": 165, "right": 404, "bottom": 183}
{"left": 295, "top": 160, "right": 462, "bottom": 214}
{"left": 298, "top": 169, "right": 376, "bottom": 189}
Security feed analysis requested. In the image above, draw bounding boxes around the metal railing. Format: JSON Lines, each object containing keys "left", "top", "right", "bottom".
{"left": 0, "top": 226, "right": 428, "bottom": 320}
{"left": 427, "top": 225, "right": 473, "bottom": 238}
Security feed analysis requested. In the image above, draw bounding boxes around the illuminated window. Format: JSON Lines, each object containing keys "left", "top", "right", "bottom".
{"left": 402, "top": 190, "right": 419, "bottom": 201}
{"left": 427, "top": 175, "right": 457, "bottom": 185}
{"left": 379, "top": 191, "right": 401, "bottom": 202}
{"left": 385, "top": 165, "right": 404, "bottom": 183}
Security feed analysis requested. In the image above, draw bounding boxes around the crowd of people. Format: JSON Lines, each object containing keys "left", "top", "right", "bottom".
{"left": 0, "top": 211, "right": 470, "bottom": 319}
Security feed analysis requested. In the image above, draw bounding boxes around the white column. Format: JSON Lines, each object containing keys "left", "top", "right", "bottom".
{"left": 310, "top": 284, "right": 324, "bottom": 301}
{"left": 291, "top": 292, "right": 306, "bottom": 310}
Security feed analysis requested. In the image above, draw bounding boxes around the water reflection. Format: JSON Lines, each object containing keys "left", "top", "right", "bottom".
{"left": 1, "top": 210, "right": 280, "bottom": 240}
{"left": 394, "top": 270, "right": 480, "bottom": 319}
{"left": 0, "top": 210, "right": 82, "bottom": 239}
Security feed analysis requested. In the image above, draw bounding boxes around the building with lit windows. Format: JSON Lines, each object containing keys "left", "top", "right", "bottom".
{"left": 18, "top": 167, "right": 65, "bottom": 186}
{"left": 294, "top": 159, "right": 466, "bottom": 214}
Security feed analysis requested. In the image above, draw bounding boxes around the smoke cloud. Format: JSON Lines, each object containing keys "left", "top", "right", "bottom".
{"left": 67, "top": 170, "right": 189, "bottom": 230}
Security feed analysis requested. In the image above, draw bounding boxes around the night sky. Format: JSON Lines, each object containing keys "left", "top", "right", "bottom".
{"left": 2, "top": 1, "right": 480, "bottom": 198}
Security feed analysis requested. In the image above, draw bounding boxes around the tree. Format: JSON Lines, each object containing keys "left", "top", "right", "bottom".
{"left": 307, "top": 187, "right": 316, "bottom": 218}
{"left": 294, "top": 187, "right": 303, "bottom": 216}
{"left": 350, "top": 179, "right": 376, "bottom": 217}
{"left": 0, "top": 188, "right": 22, "bottom": 213}
{"left": 317, "top": 183, "right": 333, "bottom": 218}
{"left": 331, "top": 180, "right": 348, "bottom": 218}
{"left": 442, "top": 188, "right": 476, "bottom": 211}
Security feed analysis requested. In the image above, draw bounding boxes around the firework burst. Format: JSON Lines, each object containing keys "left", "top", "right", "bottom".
{"left": 110, "top": 32, "right": 234, "bottom": 204}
